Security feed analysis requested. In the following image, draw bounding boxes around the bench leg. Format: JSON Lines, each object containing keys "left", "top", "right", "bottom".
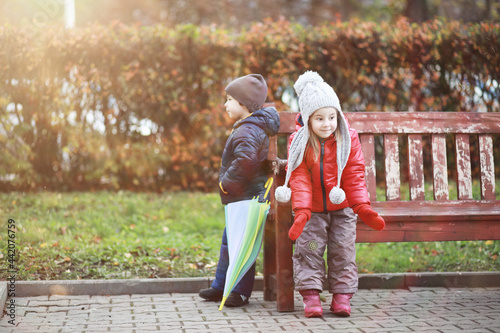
{"left": 263, "top": 212, "right": 276, "bottom": 301}
{"left": 276, "top": 201, "right": 294, "bottom": 312}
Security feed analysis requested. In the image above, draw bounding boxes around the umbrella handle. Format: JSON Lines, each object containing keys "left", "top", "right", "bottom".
{"left": 263, "top": 177, "right": 273, "bottom": 201}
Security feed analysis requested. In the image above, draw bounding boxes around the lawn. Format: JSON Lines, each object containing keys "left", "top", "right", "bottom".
{"left": 0, "top": 191, "right": 498, "bottom": 281}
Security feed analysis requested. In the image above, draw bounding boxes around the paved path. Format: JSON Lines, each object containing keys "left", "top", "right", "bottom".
{"left": 1, "top": 288, "right": 499, "bottom": 333}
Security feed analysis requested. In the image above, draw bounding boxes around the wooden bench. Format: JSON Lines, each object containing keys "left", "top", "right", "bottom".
{"left": 262, "top": 111, "right": 500, "bottom": 312}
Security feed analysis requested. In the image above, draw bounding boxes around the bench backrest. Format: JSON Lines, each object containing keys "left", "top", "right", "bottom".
{"left": 270, "top": 111, "right": 500, "bottom": 204}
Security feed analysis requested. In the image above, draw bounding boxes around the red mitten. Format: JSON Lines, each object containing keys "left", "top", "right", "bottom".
{"left": 289, "top": 209, "right": 311, "bottom": 240}
{"left": 353, "top": 204, "right": 385, "bottom": 231}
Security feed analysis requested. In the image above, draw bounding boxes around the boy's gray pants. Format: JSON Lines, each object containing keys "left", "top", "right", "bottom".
{"left": 292, "top": 208, "right": 358, "bottom": 294}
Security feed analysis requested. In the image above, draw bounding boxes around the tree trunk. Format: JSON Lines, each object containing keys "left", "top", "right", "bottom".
{"left": 484, "top": 0, "right": 491, "bottom": 21}
{"left": 405, "top": 0, "right": 429, "bottom": 22}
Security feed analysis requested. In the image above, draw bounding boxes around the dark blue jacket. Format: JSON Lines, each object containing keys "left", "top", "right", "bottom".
{"left": 219, "top": 107, "right": 280, "bottom": 205}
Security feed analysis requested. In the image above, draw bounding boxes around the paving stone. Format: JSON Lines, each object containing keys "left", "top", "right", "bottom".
{"left": 27, "top": 300, "right": 59, "bottom": 307}
{"left": 2, "top": 288, "right": 500, "bottom": 332}
{"left": 10, "top": 297, "right": 30, "bottom": 307}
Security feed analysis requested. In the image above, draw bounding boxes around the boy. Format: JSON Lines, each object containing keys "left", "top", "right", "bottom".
{"left": 199, "top": 74, "right": 280, "bottom": 307}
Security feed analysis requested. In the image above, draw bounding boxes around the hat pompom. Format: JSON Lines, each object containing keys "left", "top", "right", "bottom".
{"left": 294, "top": 71, "right": 324, "bottom": 97}
{"left": 329, "top": 187, "right": 346, "bottom": 204}
{"left": 275, "top": 185, "right": 292, "bottom": 203}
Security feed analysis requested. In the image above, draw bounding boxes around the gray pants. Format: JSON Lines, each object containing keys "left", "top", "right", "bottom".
{"left": 292, "top": 208, "right": 358, "bottom": 294}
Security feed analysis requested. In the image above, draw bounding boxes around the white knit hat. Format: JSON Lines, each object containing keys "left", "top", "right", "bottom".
{"left": 275, "top": 71, "right": 351, "bottom": 204}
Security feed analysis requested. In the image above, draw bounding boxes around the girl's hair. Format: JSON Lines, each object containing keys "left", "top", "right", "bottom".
{"left": 306, "top": 109, "right": 342, "bottom": 162}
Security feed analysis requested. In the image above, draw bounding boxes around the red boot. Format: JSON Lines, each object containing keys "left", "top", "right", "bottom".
{"left": 299, "top": 290, "right": 323, "bottom": 318}
{"left": 330, "top": 293, "right": 353, "bottom": 317}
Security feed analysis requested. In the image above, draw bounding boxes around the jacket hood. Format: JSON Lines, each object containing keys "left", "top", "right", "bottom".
{"left": 235, "top": 106, "right": 280, "bottom": 137}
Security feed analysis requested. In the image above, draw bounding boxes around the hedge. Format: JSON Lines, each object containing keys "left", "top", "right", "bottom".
{"left": 0, "top": 18, "right": 499, "bottom": 191}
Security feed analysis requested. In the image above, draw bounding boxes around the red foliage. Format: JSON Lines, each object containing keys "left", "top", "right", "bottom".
{"left": 0, "top": 18, "right": 498, "bottom": 191}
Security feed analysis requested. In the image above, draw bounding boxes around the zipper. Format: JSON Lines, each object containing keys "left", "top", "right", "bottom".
{"left": 320, "top": 140, "right": 328, "bottom": 213}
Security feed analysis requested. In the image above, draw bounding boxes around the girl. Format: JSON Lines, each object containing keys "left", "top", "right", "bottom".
{"left": 275, "top": 71, "right": 385, "bottom": 318}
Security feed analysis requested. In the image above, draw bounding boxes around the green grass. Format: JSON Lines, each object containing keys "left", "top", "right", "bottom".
{"left": 0, "top": 192, "right": 224, "bottom": 280}
{"left": 0, "top": 191, "right": 498, "bottom": 281}
{"left": 356, "top": 241, "right": 499, "bottom": 274}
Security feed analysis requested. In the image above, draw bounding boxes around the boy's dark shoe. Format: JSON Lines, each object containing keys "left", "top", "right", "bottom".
{"left": 225, "top": 292, "right": 249, "bottom": 307}
{"left": 199, "top": 287, "right": 223, "bottom": 301}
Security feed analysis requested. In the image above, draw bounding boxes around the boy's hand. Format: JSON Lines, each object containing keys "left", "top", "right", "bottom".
{"left": 289, "top": 209, "right": 311, "bottom": 240}
{"left": 353, "top": 204, "right": 385, "bottom": 231}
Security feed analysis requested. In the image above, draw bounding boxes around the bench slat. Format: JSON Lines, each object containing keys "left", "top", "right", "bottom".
{"left": 479, "top": 134, "right": 496, "bottom": 200}
{"left": 408, "top": 134, "right": 425, "bottom": 201}
{"left": 371, "top": 200, "right": 500, "bottom": 219}
{"left": 360, "top": 134, "right": 377, "bottom": 201}
{"left": 268, "top": 136, "right": 278, "bottom": 161}
{"left": 278, "top": 111, "right": 500, "bottom": 134}
{"left": 357, "top": 200, "right": 500, "bottom": 242}
{"left": 384, "top": 134, "right": 401, "bottom": 201}
{"left": 455, "top": 134, "right": 473, "bottom": 200}
{"left": 345, "top": 112, "right": 500, "bottom": 134}
{"left": 277, "top": 112, "right": 297, "bottom": 133}
{"left": 431, "top": 134, "right": 449, "bottom": 200}
{"left": 356, "top": 221, "right": 500, "bottom": 242}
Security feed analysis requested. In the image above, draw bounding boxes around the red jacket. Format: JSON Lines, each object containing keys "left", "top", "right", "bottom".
{"left": 289, "top": 114, "right": 370, "bottom": 213}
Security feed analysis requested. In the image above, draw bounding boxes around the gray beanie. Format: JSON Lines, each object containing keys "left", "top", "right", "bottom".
{"left": 225, "top": 74, "right": 268, "bottom": 112}
{"left": 275, "top": 71, "right": 351, "bottom": 205}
